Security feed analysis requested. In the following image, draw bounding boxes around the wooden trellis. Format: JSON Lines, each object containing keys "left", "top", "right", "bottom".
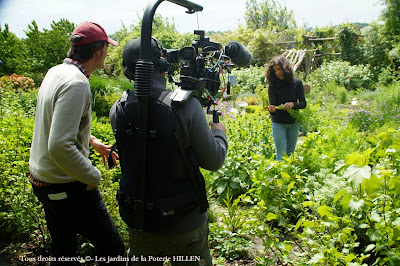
{"left": 282, "top": 49, "right": 307, "bottom": 72}
{"left": 279, "top": 35, "right": 341, "bottom": 78}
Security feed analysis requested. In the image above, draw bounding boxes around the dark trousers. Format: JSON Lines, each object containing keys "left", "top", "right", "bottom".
{"left": 127, "top": 221, "right": 212, "bottom": 266}
{"left": 32, "top": 182, "right": 125, "bottom": 265}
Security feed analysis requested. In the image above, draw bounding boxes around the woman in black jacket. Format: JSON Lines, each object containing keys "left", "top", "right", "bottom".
{"left": 265, "top": 55, "right": 306, "bottom": 161}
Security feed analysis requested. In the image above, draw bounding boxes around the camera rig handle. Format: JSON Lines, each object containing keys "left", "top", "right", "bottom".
{"left": 207, "top": 108, "right": 221, "bottom": 123}
{"left": 134, "top": 0, "right": 203, "bottom": 231}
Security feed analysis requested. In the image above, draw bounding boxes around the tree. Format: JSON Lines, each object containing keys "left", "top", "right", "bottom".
{"left": 380, "top": 0, "right": 400, "bottom": 39}
{"left": 360, "top": 22, "right": 391, "bottom": 81}
{"left": 245, "top": 0, "right": 296, "bottom": 32}
{"left": 0, "top": 24, "right": 25, "bottom": 76}
{"left": 379, "top": 0, "right": 400, "bottom": 77}
{"left": 107, "top": 14, "right": 195, "bottom": 77}
{"left": 23, "top": 19, "right": 75, "bottom": 77}
{"left": 243, "top": 0, "right": 301, "bottom": 65}
{"left": 338, "top": 24, "right": 363, "bottom": 65}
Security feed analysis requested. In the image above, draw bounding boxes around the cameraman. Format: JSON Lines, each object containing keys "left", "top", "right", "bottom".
{"left": 110, "top": 37, "right": 228, "bottom": 265}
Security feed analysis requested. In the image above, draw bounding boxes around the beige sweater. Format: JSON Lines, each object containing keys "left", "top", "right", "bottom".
{"left": 29, "top": 63, "right": 101, "bottom": 185}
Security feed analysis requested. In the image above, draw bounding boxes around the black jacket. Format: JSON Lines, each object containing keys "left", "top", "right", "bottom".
{"left": 268, "top": 78, "right": 306, "bottom": 124}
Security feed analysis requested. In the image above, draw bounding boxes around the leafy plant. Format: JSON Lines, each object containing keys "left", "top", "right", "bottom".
{"left": 309, "top": 60, "right": 374, "bottom": 90}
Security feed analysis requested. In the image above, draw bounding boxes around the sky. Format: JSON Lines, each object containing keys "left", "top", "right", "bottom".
{"left": 0, "top": 0, "right": 385, "bottom": 39}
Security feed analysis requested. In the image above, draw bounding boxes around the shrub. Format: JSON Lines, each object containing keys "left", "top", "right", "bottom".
{"left": 309, "top": 60, "right": 374, "bottom": 90}
{"left": 232, "top": 66, "right": 265, "bottom": 95}
{"left": 93, "top": 92, "right": 122, "bottom": 117}
{"left": 0, "top": 74, "right": 35, "bottom": 91}
{"left": 90, "top": 75, "right": 111, "bottom": 95}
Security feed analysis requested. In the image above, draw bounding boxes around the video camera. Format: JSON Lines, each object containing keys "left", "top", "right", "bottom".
{"left": 165, "top": 30, "right": 252, "bottom": 122}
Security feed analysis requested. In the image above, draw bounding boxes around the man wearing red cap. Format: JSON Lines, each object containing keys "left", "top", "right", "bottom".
{"left": 29, "top": 22, "right": 125, "bottom": 265}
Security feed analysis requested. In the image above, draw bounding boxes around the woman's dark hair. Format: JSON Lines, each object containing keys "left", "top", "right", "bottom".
{"left": 67, "top": 36, "right": 106, "bottom": 63}
{"left": 264, "top": 55, "right": 294, "bottom": 86}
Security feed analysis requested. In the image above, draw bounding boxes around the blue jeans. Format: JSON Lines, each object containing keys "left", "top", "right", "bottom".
{"left": 271, "top": 122, "right": 300, "bottom": 161}
{"left": 32, "top": 181, "right": 125, "bottom": 265}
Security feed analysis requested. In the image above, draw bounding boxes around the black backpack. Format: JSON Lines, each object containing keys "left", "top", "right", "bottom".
{"left": 109, "top": 89, "right": 208, "bottom": 231}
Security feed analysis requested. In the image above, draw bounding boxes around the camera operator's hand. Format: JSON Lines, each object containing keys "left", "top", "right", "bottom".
{"left": 89, "top": 135, "right": 119, "bottom": 167}
{"left": 209, "top": 121, "right": 226, "bottom": 134}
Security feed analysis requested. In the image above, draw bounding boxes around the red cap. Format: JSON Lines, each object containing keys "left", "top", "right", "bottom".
{"left": 70, "top": 22, "right": 118, "bottom": 46}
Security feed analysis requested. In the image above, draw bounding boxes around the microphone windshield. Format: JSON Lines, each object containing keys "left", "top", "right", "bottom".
{"left": 224, "top": 41, "right": 253, "bottom": 67}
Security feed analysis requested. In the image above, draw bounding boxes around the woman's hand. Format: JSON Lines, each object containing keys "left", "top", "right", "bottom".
{"left": 89, "top": 135, "right": 119, "bottom": 168}
{"left": 283, "top": 102, "right": 295, "bottom": 110}
{"left": 267, "top": 105, "right": 276, "bottom": 113}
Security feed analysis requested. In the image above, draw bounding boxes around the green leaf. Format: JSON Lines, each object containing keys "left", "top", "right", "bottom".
{"left": 317, "top": 205, "right": 334, "bottom": 218}
{"left": 266, "top": 212, "right": 278, "bottom": 221}
{"left": 287, "top": 181, "right": 295, "bottom": 193}
{"left": 349, "top": 199, "right": 365, "bottom": 211}
{"left": 388, "top": 176, "right": 400, "bottom": 193}
{"left": 307, "top": 253, "right": 324, "bottom": 264}
{"left": 364, "top": 244, "right": 376, "bottom": 253}
{"left": 344, "top": 165, "right": 371, "bottom": 190}
{"left": 334, "top": 189, "right": 347, "bottom": 204}
{"left": 281, "top": 171, "right": 290, "bottom": 182}
{"left": 340, "top": 193, "right": 352, "bottom": 210}
{"left": 334, "top": 160, "right": 346, "bottom": 172}
{"left": 393, "top": 217, "right": 400, "bottom": 227}
{"left": 294, "top": 219, "right": 303, "bottom": 231}
{"left": 344, "top": 253, "right": 356, "bottom": 263}
{"left": 217, "top": 180, "right": 228, "bottom": 194}
{"left": 302, "top": 201, "right": 314, "bottom": 207}
{"left": 367, "top": 228, "right": 382, "bottom": 241}
{"left": 363, "top": 174, "right": 383, "bottom": 195}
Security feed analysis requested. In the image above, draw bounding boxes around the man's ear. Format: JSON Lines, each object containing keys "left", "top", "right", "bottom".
{"left": 94, "top": 48, "right": 102, "bottom": 57}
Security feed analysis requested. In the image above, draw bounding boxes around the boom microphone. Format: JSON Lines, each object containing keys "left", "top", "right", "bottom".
{"left": 224, "top": 41, "right": 253, "bottom": 67}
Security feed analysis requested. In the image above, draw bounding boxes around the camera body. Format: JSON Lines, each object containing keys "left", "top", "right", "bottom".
{"left": 166, "top": 30, "right": 231, "bottom": 108}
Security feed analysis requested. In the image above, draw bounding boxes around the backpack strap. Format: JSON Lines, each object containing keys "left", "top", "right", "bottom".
{"left": 160, "top": 90, "right": 209, "bottom": 212}
{"left": 174, "top": 110, "right": 209, "bottom": 213}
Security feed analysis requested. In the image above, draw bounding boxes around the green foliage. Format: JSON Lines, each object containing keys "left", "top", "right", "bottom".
{"left": 209, "top": 223, "right": 252, "bottom": 261}
{"left": 89, "top": 75, "right": 133, "bottom": 117}
{"left": 107, "top": 14, "right": 196, "bottom": 78}
{"left": 380, "top": 0, "right": 400, "bottom": 39}
{"left": 360, "top": 23, "right": 391, "bottom": 80}
{"left": 338, "top": 24, "right": 364, "bottom": 65}
{"left": 2, "top": 6, "right": 400, "bottom": 264}
{"left": 232, "top": 65, "right": 265, "bottom": 95}
{"left": 90, "top": 75, "right": 115, "bottom": 95}
{"left": 209, "top": 114, "right": 273, "bottom": 201}
{"left": 238, "top": 27, "right": 283, "bottom": 66}
{"left": 22, "top": 20, "right": 75, "bottom": 81}
{"left": 375, "top": 82, "right": 400, "bottom": 108}
{"left": 93, "top": 92, "right": 122, "bottom": 117}
{"left": 0, "top": 24, "right": 25, "bottom": 76}
{"left": 309, "top": 60, "right": 374, "bottom": 90}
{"left": 255, "top": 83, "right": 268, "bottom": 107}
{"left": 245, "top": 0, "right": 296, "bottom": 31}
{"left": 209, "top": 193, "right": 256, "bottom": 262}
{"left": 243, "top": 0, "right": 304, "bottom": 65}
{"left": 0, "top": 85, "right": 45, "bottom": 244}
{"left": 244, "top": 105, "right": 263, "bottom": 114}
